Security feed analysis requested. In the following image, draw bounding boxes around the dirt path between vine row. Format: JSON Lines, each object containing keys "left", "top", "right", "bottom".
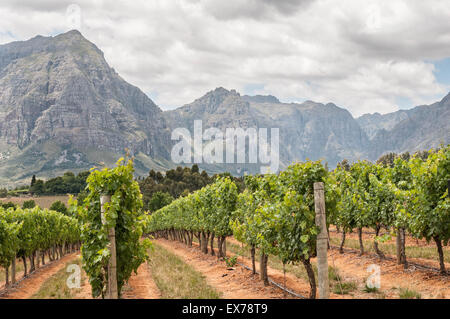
{"left": 74, "top": 261, "right": 161, "bottom": 299}
{"left": 0, "top": 253, "right": 79, "bottom": 299}
{"left": 323, "top": 247, "right": 450, "bottom": 299}
{"left": 223, "top": 238, "right": 345, "bottom": 299}
{"left": 226, "top": 236, "right": 450, "bottom": 299}
{"left": 155, "top": 239, "right": 297, "bottom": 299}
{"left": 122, "top": 262, "right": 161, "bottom": 299}
{"left": 73, "top": 271, "right": 93, "bottom": 299}
{"left": 185, "top": 236, "right": 449, "bottom": 299}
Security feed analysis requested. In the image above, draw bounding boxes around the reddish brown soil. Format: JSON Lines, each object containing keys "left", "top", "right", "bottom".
{"left": 122, "top": 262, "right": 161, "bottom": 299}
{"left": 75, "top": 262, "right": 160, "bottom": 299}
{"left": 189, "top": 237, "right": 450, "bottom": 299}
{"left": 324, "top": 248, "right": 450, "bottom": 298}
{"left": 0, "top": 253, "right": 79, "bottom": 299}
{"left": 224, "top": 237, "right": 348, "bottom": 299}
{"left": 73, "top": 272, "right": 93, "bottom": 299}
{"left": 156, "top": 239, "right": 298, "bottom": 299}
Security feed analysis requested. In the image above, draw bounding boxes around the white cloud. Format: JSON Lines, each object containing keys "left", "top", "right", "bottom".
{"left": 0, "top": 0, "right": 449, "bottom": 116}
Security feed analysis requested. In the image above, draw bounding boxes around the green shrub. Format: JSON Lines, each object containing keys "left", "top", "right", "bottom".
{"left": 148, "top": 191, "right": 174, "bottom": 212}
{"left": 76, "top": 189, "right": 88, "bottom": 204}
{"left": 50, "top": 200, "right": 68, "bottom": 215}
{"left": 225, "top": 256, "right": 237, "bottom": 267}
{"left": 0, "top": 201, "right": 16, "bottom": 209}
{"left": 22, "top": 200, "right": 36, "bottom": 209}
{"left": 0, "top": 188, "right": 8, "bottom": 198}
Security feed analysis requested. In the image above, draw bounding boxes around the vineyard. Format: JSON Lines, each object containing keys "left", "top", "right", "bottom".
{"left": 0, "top": 145, "right": 449, "bottom": 299}
{"left": 145, "top": 146, "right": 449, "bottom": 298}
{"left": 0, "top": 207, "right": 80, "bottom": 288}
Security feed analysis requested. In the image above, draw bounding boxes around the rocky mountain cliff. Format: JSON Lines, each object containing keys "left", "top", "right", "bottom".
{"left": 166, "top": 87, "right": 449, "bottom": 174}
{"left": 164, "top": 87, "right": 370, "bottom": 173}
{"left": 0, "top": 31, "right": 448, "bottom": 184}
{"left": 0, "top": 30, "right": 172, "bottom": 186}
{"left": 358, "top": 93, "right": 450, "bottom": 158}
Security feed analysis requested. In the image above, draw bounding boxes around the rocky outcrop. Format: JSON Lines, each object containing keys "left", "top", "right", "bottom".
{"left": 0, "top": 30, "right": 172, "bottom": 183}
{"left": 165, "top": 88, "right": 370, "bottom": 172}
{"left": 363, "top": 93, "right": 450, "bottom": 158}
{"left": 357, "top": 111, "right": 410, "bottom": 140}
{"left": 166, "top": 87, "right": 449, "bottom": 173}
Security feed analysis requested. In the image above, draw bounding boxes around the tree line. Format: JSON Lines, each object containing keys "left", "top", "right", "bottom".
{"left": 138, "top": 164, "right": 244, "bottom": 212}
{"left": 29, "top": 171, "right": 90, "bottom": 195}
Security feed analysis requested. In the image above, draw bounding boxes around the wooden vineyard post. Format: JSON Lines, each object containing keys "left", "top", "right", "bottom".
{"left": 11, "top": 256, "right": 16, "bottom": 285}
{"left": 314, "top": 182, "right": 329, "bottom": 299}
{"left": 101, "top": 195, "right": 118, "bottom": 299}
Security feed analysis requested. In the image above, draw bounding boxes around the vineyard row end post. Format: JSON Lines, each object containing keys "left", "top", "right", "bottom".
{"left": 101, "top": 194, "right": 118, "bottom": 299}
{"left": 314, "top": 182, "right": 330, "bottom": 299}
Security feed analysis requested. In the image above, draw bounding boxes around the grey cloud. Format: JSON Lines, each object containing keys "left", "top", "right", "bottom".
{"left": 0, "top": 0, "right": 449, "bottom": 116}
{"left": 261, "top": 0, "right": 314, "bottom": 14}
{"left": 1, "top": 0, "right": 93, "bottom": 12}
{"left": 336, "top": 2, "right": 450, "bottom": 61}
{"left": 199, "top": 0, "right": 314, "bottom": 21}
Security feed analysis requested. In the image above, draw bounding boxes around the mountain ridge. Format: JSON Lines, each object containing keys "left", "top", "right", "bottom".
{"left": 0, "top": 31, "right": 449, "bottom": 185}
{"left": 0, "top": 30, "right": 173, "bottom": 187}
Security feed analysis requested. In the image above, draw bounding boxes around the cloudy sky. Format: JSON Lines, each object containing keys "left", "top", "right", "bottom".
{"left": 1, "top": 0, "right": 450, "bottom": 116}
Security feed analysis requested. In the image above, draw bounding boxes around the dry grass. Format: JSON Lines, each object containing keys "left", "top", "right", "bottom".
{"left": 148, "top": 243, "right": 221, "bottom": 299}
{"left": 329, "top": 236, "right": 450, "bottom": 263}
{"left": 333, "top": 281, "right": 357, "bottom": 295}
{"left": 217, "top": 240, "right": 372, "bottom": 299}
{"left": 398, "top": 287, "right": 421, "bottom": 299}
{"left": 31, "top": 258, "right": 84, "bottom": 299}
{"left": 1, "top": 195, "right": 71, "bottom": 209}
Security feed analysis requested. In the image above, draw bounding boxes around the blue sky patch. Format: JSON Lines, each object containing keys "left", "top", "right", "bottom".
{"left": 433, "top": 58, "right": 450, "bottom": 84}
{"left": 243, "top": 83, "right": 265, "bottom": 96}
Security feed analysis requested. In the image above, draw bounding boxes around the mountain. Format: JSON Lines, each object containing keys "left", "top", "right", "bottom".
{"left": 0, "top": 31, "right": 448, "bottom": 185}
{"left": 164, "top": 87, "right": 369, "bottom": 174}
{"left": 358, "top": 93, "right": 450, "bottom": 158}
{"left": 357, "top": 111, "right": 410, "bottom": 140}
{"left": 166, "top": 87, "right": 449, "bottom": 174}
{"left": 0, "top": 30, "right": 172, "bottom": 187}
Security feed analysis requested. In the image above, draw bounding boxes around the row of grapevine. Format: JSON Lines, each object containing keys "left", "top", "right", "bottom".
{"left": 145, "top": 145, "right": 449, "bottom": 298}
{"left": 145, "top": 161, "right": 334, "bottom": 298}
{"left": 146, "top": 176, "right": 238, "bottom": 258}
{"left": 0, "top": 206, "right": 80, "bottom": 288}
{"left": 69, "top": 158, "right": 150, "bottom": 298}
{"left": 332, "top": 145, "right": 449, "bottom": 273}
{"left": 231, "top": 161, "right": 335, "bottom": 298}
